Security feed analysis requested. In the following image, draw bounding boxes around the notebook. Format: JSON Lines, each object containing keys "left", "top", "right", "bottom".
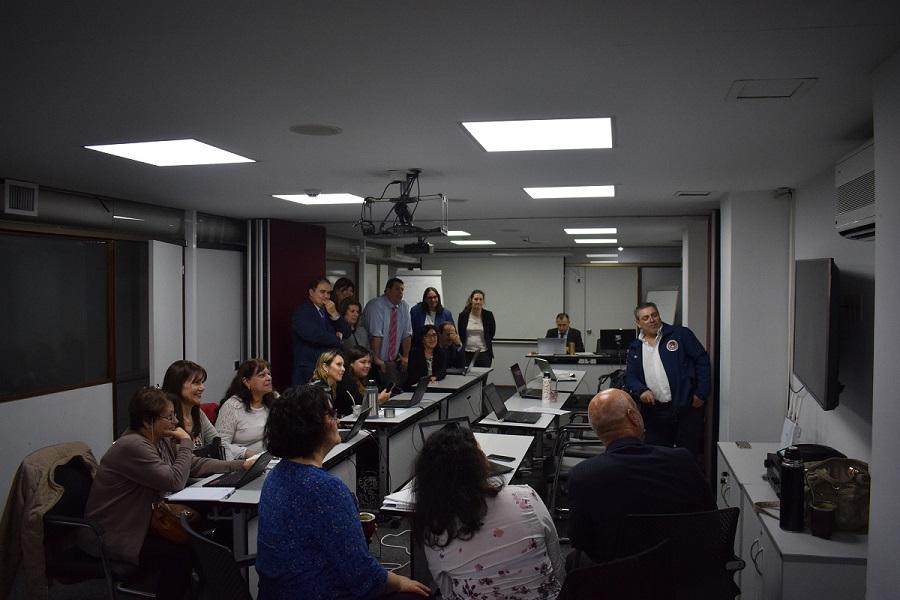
{"left": 204, "top": 452, "right": 273, "bottom": 488}
{"left": 534, "top": 357, "right": 577, "bottom": 382}
{"left": 338, "top": 407, "right": 371, "bottom": 442}
{"left": 417, "top": 416, "right": 513, "bottom": 476}
{"left": 536, "top": 337, "right": 566, "bottom": 355}
{"left": 381, "top": 377, "right": 429, "bottom": 408}
{"left": 446, "top": 350, "right": 480, "bottom": 375}
{"left": 510, "top": 363, "right": 543, "bottom": 399}
{"left": 484, "top": 383, "right": 541, "bottom": 424}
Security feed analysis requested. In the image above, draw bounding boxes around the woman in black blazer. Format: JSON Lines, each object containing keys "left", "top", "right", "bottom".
{"left": 456, "top": 289, "right": 496, "bottom": 368}
{"left": 404, "top": 324, "right": 447, "bottom": 390}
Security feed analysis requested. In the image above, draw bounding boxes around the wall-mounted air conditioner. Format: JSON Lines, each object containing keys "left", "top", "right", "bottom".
{"left": 834, "top": 140, "right": 874, "bottom": 240}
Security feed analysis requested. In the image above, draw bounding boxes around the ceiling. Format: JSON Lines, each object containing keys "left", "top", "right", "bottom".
{"left": 2, "top": 1, "right": 899, "bottom": 252}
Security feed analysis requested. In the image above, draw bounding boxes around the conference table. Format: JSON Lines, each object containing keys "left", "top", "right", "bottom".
{"left": 427, "top": 366, "right": 492, "bottom": 422}
{"left": 178, "top": 430, "right": 373, "bottom": 597}
{"left": 380, "top": 431, "right": 536, "bottom": 582}
{"left": 530, "top": 353, "right": 624, "bottom": 393}
{"left": 338, "top": 391, "right": 450, "bottom": 502}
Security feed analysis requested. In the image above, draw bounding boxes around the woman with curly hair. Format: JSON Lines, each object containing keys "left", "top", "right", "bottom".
{"left": 412, "top": 424, "right": 563, "bottom": 599}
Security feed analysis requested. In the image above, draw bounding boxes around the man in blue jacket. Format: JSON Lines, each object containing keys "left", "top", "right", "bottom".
{"left": 624, "top": 301, "right": 710, "bottom": 453}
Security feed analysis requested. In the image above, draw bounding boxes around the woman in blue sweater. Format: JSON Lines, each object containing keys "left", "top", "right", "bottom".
{"left": 256, "top": 384, "right": 430, "bottom": 600}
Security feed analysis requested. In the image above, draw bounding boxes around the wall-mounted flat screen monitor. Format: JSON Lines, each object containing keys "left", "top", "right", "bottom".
{"left": 792, "top": 258, "right": 841, "bottom": 411}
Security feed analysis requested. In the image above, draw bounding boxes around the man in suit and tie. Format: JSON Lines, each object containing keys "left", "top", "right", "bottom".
{"left": 362, "top": 277, "right": 413, "bottom": 387}
{"left": 291, "top": 277, "right": 350, "bottom": 385}
{"left": 546, "top": 312, "right": 585, "bottom": 352}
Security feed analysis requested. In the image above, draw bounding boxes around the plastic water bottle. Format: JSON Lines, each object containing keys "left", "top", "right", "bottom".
{"left": 779, "top": 446, "right": 806, "bottom": 531}
{"left": 541, "top": 375, "right": 552, "bottom": 405}
{"left": 364, "top": 380, "right": 378, "bottom": 412}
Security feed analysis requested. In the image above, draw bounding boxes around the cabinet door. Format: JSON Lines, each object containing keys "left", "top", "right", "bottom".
{"left": 739, "top": 493, "right": 763, "bottom": 600}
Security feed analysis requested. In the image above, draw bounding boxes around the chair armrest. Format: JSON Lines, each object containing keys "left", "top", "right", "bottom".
{"left": 726, "top": 557, "right": 746, "bottom": 572}
{"left": 44, "top": 514, "right": 105, "bottom": 538}
{"left": 234, "top": 554, "right": 257, "bottom": 568}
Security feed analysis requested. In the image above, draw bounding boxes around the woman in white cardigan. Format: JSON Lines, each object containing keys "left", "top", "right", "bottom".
{"left": 216, "top": 359, "right": 276, "bottom": 459}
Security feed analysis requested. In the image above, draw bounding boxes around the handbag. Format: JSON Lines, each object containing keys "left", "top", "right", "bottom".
{"left": 804, "top": 457, "right": 870, "bottom": 532}
{"left": 150, "top": 501, "right": 203, "bottom": 544}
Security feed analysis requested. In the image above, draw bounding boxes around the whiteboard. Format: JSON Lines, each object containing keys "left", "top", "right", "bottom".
{"left": 646, "top": 290, "right": 679, "bottom": 324}
{"left": 421, "top": 255, "right": 565, "bottom": 340}
{"left": 394, "top": 269, "right": 444, "bottom": 314}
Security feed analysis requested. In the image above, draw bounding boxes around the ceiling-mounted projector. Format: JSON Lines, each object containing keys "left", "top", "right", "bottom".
{"left": 355, "top": 169, "right": 448, "bottom": 239}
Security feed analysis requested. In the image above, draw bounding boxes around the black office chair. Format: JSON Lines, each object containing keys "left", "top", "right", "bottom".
{"left": 545, "top": 421, "right": 604, "bottom": 537}
{"left": 43, "top": 456, "right": 155, "bottom": 599}
{"left": 558, "top": 539, "right": 672, "bottom": 600}
{"left": 180, "top": 515, "right": 256, "bottom": 600}
{"left": 622, "top": 507, "right": 745, "bottom": 600}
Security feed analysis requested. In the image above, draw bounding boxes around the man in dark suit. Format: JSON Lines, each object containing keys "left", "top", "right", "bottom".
{"left": 291, "top": 277, "right": 350, "bottom": 385}
{"left": 567, "top": 388, "right": 714, "bottom": 565}
{"left": 438, "top": 322, "right": 466, "bottom": 369}
{"left": 545, "top": 312, "right": 584, "bottom": 352}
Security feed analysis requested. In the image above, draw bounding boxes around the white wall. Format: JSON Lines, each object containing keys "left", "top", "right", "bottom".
{"left": 719, "top": 192, "right": 791, "bottom": 441}
{"left": 0, "top": 384, "right": 114, "bottom": 503}
{"left": 149, "top": 240, "right": 184, "bottom": 385}
{"left": 867, "top": 47, "right": 900, "bottom": 600}
{"left": 791, "top": 171, "right": 873, "bottom": 461}
{"left": 196, "top": 248, "right": 244, "bottom": 400}
{"left": 683, "top": 219, "right": 709, "bottom": 344}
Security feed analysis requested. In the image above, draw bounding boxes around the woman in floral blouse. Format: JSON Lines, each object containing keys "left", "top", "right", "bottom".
{"left": 412, "top": 423, "right": 564, "bottom": 599}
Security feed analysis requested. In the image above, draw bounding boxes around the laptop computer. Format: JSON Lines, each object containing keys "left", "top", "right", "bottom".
{"left": 533, "top": 357, "right": 578, "bottom": 382}
{"left": 510, "top": 363, "right": 543, "bottom": 399}
{"left": 417, "top": 417, "right": 513, "bottom": 476}
{"left": 381, "top": 376, "right": 430, "bottom": 409}
{"left": 484, "top": 383, "right": 541, "bottom": 424}
{"left": 338, "top": 407, "right": 371, "bottom": 442}
{"left": 446, "top": 350, "right": 479, "bottom": 375}
{"left": 536, "top": 337, "right": 566, "bottom": 355}
{"left": 205, "top": 452, "right": 273, "bottom": 488}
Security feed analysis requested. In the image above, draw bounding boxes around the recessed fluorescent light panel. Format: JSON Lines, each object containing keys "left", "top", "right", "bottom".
{"left": 273, "top": 193, "right": 364, "bottom": 205}
{"left": 84, "top": 139, "right": 255, "bottom": 166}
{"left": 450, "top": 240, "right": 496, "bottom": 246}
{"left": 461, "top": 118, "right": 612, "bottom": 152}
{"left": 573, "top": 238, "right": 617, "bottom": 244}
{"left": 525, "top": 186, "right": 616, "bottom": 199}
{"left": 586, "top": 253, "right": 618, "bottom": 258}
{"left": 590, "top": 260, "right": 619, "bottom": 264}
{"left": 112, "top": 215, "right": 144, "bottom": 221}
{"left": 446, "top": 230, "right": 471, "bottom": 237}
{"left": 564, "top": 227, "right": 617, "bottom": 235}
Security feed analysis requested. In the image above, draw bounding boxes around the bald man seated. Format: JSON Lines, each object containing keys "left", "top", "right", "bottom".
{"left": 567, "top": 388, "right": 714, "bottom": 566}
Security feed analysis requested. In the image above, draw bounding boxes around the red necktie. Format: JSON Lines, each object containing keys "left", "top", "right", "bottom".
{"left": 388, "top": 306, "right": 398, "bottom": 358}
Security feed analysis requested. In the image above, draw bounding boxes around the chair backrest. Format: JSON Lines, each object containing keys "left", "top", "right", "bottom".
{"left": 559, "top": 539, "right": 671, "bottom": 600}
{"left": 180, "top": 515, "right": 253, "bottom": 600}
{"left": 623, "top": 507, "right": 741, "bottom": 599}
{"left": 199, "top": 402, "right": 219, "bottom": 425}
{"left": 47, "top": 457, "right": 94, "bottom": 520}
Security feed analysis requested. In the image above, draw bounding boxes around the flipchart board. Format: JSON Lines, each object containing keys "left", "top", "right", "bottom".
{"left": 394, "top": 270, "right": 444, "bottom": 314}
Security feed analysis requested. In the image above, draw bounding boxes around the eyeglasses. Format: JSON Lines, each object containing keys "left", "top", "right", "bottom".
{"left": 158, "top": 414, "right": 178, "bottom": 423}
{"left": 423, "top": 332, "right": 438, "bottom": 338}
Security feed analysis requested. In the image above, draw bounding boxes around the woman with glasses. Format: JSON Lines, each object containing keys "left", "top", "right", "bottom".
{"left": 80, "top": 387, "right": 250, "bottom": 599}
{"left": 216, "top": 358, "right": 276, "bottom": 459}
{"left": 412, "top": 424, "right": 563, "bottom": 600}
{"left": 410, "top": 287, "right": 454, "bottom": 347}
{"left": 404, "top": 324, "right": 447, "bottom": 391}
{"left": 256, "top": 385, "right": 430, "bottom": 599}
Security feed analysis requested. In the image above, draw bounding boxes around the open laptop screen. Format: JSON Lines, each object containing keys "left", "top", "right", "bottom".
{"left": 509, "top": 363, "right": 528, "bottom": 394}
{"left": 483, "top": 383, "right": 509, "bottom": 419}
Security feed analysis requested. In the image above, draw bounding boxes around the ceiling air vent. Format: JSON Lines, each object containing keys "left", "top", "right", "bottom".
{"left": 3, "top": 180, "right": 39, "bottom": 216}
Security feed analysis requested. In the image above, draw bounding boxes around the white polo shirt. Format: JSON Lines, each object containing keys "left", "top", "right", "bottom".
{"left": 640, "top": 332, "right": 672, "bottom": 403}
